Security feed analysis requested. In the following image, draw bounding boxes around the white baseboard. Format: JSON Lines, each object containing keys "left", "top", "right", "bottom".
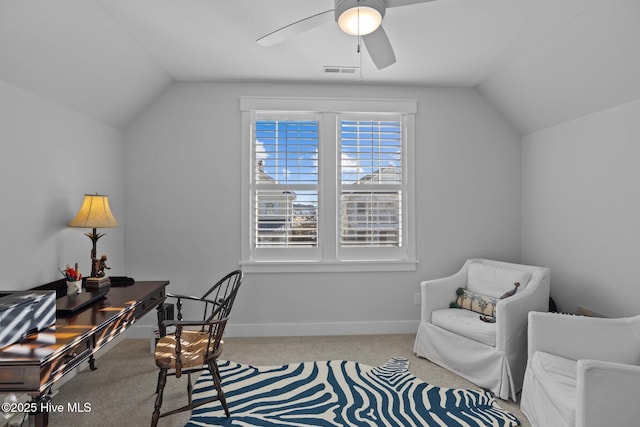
{"left": 124, "top": 324, "right": 160, "bottom": 339}
{"left": 226, "top": 320, "right": 419, "bottom": 337}
{"left": 125, "top": 320, "right": 419, "bottom": 339}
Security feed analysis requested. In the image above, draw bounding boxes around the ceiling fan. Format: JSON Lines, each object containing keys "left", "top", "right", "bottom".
{"left": 256, "top": 0, "right": 437, "bottom": 70}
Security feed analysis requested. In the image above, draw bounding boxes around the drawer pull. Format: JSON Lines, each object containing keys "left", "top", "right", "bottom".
{"left": 63, "top": 352, "right": 78, "bottom": 362}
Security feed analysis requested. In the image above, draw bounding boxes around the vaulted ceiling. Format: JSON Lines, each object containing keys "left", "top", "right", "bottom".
{"left": 1, "top": 0, "right": 638, "bottom": 134}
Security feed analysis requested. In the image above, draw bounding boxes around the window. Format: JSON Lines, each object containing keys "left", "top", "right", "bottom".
{"left": 338, "top": 117, "right": 402, "bottom": 258}
{"left": 240, "top": 97, "right": 417, "bottom": 272}
{"left": 254, "top": 115, "right": 319, "bottom": 252}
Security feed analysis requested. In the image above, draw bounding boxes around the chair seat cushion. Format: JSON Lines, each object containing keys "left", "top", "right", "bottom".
{"left": 155, "top": 330, "right": 222, "bottom": 369}
{"left": 467, "top": 262, "right": 531, "bottom": 297}
{"left": 431, "top": 308, "right": 496, "bottom": 346}
{"left": 529, "top": 351, "right": 577, "bottom": 426}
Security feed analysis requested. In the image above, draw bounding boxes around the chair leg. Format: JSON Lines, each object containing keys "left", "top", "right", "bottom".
{"left": 214, "top": 364, "right": 222, "bottom": 384}
{"left": 151, "top": 368, "right": 167, "bottom": 427}
{"left": 209, "top": 362, "right": 230, "bottom": 418}
{"left": 155, "top": 369, "right": 162, "bottom": 394}
{"left": 187, "top": 372, "right": 193, "bottom": 405}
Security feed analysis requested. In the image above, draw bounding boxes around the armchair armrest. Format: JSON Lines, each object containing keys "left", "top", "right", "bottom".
{"left": 528, "top": 312, "right": 640, "bottom": 363}
{"left": 161, "top": 318, "right": 227, "bottom": 332}
{"left": 492, "top": 281, "right": 549, "bottom": 398}
{"left": 166, "top": 292, "right": 219, "bottom": 306}
{"left": 496, "top": 277, "right": 549, "bottom": 351}
{"left": 577, "top": 360, "right": 640, "bottom": 427}
{"left": 420, "top": 269, "right": 466, "bottom": 322}
{"left": 164, "top": 292, "right": 224, "bottom": 325}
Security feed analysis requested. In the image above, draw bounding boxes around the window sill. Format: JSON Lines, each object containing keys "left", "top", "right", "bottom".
{"left": 239, "top": 259, "right": 418, "bottom": 274}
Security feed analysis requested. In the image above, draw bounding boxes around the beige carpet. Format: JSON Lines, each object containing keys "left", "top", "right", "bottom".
{"left": 48, "top": 334, "right": 529, "bottom": 427}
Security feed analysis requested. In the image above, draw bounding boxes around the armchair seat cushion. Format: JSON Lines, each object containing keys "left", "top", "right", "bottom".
{"left": 155, "top": 330, "right": 222, "bottom": 369}
{"left": 432, "top": 308, "right": 496, "bottom": 346}
{"left": 528, "top": 351, "right": 577, "bottom": 427}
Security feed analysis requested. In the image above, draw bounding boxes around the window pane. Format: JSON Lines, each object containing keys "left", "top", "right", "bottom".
{"left": 340, "top": 120, "right": 402, "bottom": 184}
{"left": 340, "top": 119, "right": 403, "bottom": 248}
{"left": 254, "top": 119, "right": 319, "bottom": 248}
{"left": 255, "top": 120, "right": 319, "bottom": 184}
{"left": 255, "top": 190, "right": 318, "bottom": 248}
{"left": 339, "top": 191, "right": 402, "bottom": 247}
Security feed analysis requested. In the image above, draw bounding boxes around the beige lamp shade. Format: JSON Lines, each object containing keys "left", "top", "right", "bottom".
{"left": 68, "top": 194, "right": 119, "bottom": 228}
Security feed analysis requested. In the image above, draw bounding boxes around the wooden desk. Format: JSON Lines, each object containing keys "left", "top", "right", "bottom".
{"left": 0, "top": 280, "right": 168, "bottom": 426}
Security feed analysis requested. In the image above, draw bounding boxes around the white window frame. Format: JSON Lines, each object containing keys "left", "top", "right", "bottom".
{"left": 337, "top": 113, "right": 406, "bottom": 262}
{"left": 240, "top": 97, "right": 417, "bottom": 273}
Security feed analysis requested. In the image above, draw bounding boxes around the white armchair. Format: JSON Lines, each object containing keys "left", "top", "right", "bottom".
{"left": 521, "top": 311, "right": 640, "bottom": 427}
{"left": 413, "top": 258, "right": 550, "bottom": 401}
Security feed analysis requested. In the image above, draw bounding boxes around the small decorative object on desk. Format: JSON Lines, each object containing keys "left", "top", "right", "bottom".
{"left": 60, "top": 263, "right": 82, "bottom": 294}
{"left": 86, "top": 254, "right": 111, "bottom": 292}
{"left": 85, "top": 276, "right": 110, "bottom": 292}
{"left": 93, "top": 254, "right": 110, "bottom": 278}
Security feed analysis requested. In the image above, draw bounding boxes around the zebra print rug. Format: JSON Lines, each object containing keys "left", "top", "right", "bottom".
{"left": 185, "top": 357, "right": 520, "bottom": 426}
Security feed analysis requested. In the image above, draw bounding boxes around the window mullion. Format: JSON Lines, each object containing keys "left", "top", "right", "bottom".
{"left": 320, "top": 112, "right": 337, "bottom": 262}
{"left": 404, "top": 113, "right": 415, "bottom": 261}
{"left": 241, "top": 111, "right": 253, "bottom": 261}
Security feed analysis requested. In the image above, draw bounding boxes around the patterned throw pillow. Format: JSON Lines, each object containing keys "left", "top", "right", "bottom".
{"left": 450, "top": 282, "right": 521, "bottom": 322}
{"left": 451, "top": 288, "right": 498, "bottom": 317}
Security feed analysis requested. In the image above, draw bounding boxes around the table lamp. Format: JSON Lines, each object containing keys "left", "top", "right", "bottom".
{"left": 67, "top": 193, "right": 119, "bottom": 279}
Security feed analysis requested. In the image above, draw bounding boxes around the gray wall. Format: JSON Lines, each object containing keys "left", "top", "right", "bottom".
{"left": 522, "top": 98, "right": 640, "bottom": 317}
{"left": 2, "top": 70, "right": 637, "bottom": 333}
{"left": 124, "top": 81, "right": 521, "bottom": 337}
{"left": 0, "top": 80, "right": 125, "bottom": 291}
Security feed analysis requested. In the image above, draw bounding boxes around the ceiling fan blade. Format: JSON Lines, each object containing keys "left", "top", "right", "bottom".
{"left": 256, "top": 9, "right": 334, "bottom": 46}
{"left": 386, "top": 0, "right": 437, "bottom": 8}
{"left": 362, "top": 26, "right": 396, "bottom": 69}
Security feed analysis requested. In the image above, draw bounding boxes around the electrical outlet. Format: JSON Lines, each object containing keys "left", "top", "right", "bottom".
{"left": 413, "top": 293, "right": 421, "bottom": 305}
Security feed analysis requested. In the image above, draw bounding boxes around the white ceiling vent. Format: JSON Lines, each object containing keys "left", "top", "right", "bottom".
{"left": 323, "top": 66, "right": 358, "bottom": 74}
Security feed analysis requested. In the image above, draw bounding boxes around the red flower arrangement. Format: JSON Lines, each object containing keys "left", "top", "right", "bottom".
{"left": 60, "top": 264, "right": 82, "bottom": 282}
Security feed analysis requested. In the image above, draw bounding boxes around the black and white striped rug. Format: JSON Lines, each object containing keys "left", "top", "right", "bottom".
{"left": 186, "top": 357, "right": 520, "bottom": 426}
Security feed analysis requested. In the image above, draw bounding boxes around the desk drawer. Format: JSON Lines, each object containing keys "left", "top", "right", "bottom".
{"left": 43, "top": 338, "right": 92, "bottom": 388}
{"left": 50, "top": 339, "right": 92, "bottom": 379}
{"left": 94, "top": 305, "right": 135, "bottom": 349}
{"left": 0, "top": 365, "right": 41, "bottom": 392}
{"left": 136, "top": 288, "right": 165, "bottom": 318}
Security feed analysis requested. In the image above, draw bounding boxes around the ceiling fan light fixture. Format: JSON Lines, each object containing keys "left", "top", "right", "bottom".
{"left": 338, "top": 6, "right": 382, "bottom": 36}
